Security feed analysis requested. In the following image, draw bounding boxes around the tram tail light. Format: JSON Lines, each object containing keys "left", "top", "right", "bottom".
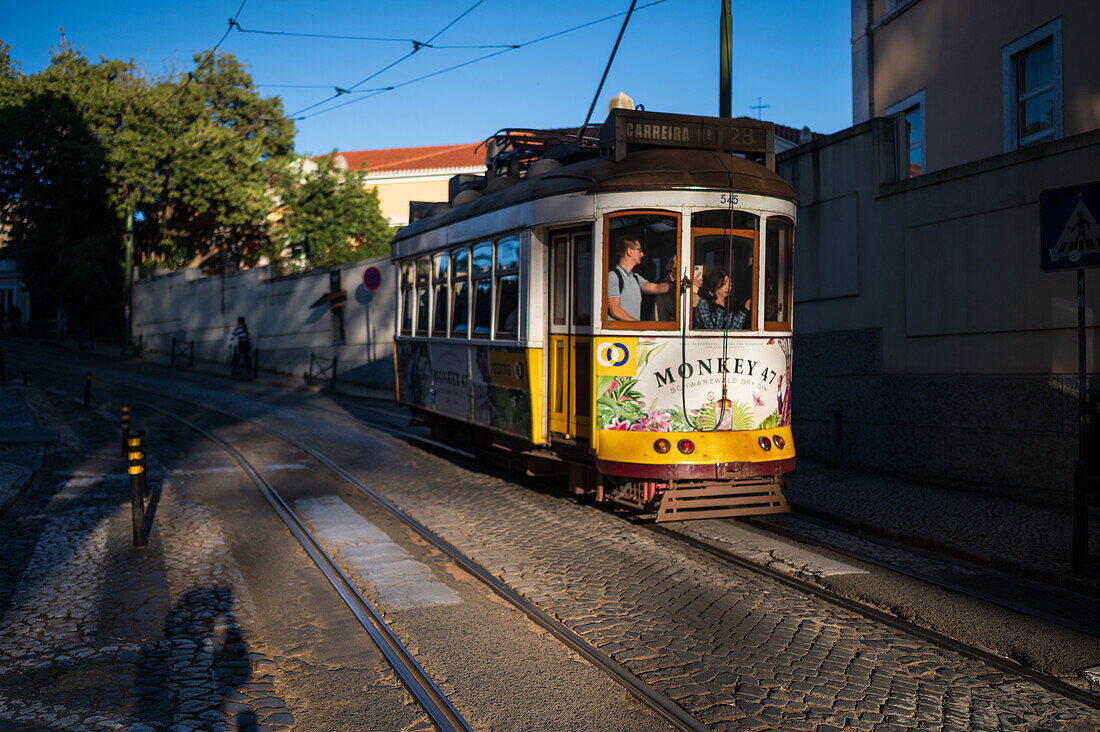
{"left": 772, "top": 434, "right": 786, "bottom": 450}
{"left": 653, "top": 438, "right": 671, "bottom": 454}
{"left": 677, "top": 439, "right": 695, "bottom": 454}
{"left": 758, "top": 436, "right": 772, "bottom": 451}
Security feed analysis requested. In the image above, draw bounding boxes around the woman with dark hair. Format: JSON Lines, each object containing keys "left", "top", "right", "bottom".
{"left": 692, "top": 269, "right": 750, "bottom": 330}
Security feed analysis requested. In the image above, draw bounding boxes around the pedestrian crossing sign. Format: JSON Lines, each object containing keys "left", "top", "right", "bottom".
{"left": 1041, "top": 182, "right": 1100, "bottom": 271}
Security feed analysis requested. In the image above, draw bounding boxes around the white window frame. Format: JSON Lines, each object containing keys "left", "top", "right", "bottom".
{"left": 886, "top": 89, "right": 925, "bottom": 180}
{"left": 1002, "top": 18, "right": 1062, "bottom": 152}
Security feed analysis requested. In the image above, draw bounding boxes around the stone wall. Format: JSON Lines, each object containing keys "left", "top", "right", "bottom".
{"left": 780, "top": 122, "right": 1100, "bottom": 500}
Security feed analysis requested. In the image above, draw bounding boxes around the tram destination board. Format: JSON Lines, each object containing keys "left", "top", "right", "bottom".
{"left": 600, "top": 109, "right": 775, "bottom": 168}
{"left": 1040, "top": 180, "right": 1100, "bottom": 271}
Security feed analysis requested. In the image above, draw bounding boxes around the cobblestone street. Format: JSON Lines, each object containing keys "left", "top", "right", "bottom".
{"left": 1, "top": 354, "right": 1099, "bottom": 731}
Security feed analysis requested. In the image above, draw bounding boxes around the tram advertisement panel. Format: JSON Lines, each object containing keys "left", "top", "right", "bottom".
{"left": 594, "top": 337, "right": 791, "bottom": 432}
{"left": 396, "top": 341, "right": 533, "bottom": 439}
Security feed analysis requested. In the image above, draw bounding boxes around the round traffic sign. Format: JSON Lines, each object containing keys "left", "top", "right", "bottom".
{"left": 363, "top": 266, "right": 382, "bottom": 291}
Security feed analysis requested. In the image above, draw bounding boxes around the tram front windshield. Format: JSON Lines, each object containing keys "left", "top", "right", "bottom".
{"left": 606, "top": 213, "right": 678, "bottom": 325}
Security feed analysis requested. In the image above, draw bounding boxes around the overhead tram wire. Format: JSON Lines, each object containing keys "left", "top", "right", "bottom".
{"left": 291, "top": 0, "right": 670, "bottom": 122}
{"left": 286, "top": 0, "right": 488, "bottom": 119}
{"left": 183, "top": 0, "right": 249, "bottom": 91}
{"left": 233, "top": 25, "right": 516, "bottom": 49}
{"left": 576, "top": 0, "right": 638, "bottom": 143}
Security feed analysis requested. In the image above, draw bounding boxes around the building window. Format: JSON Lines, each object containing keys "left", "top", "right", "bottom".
{"left": 331, "top": 307, "right": 346, "bottom": 345}
{"left": 1003, "top": 19, "right": 1062, "bottom": 152}
{"left": 886, "top": 90, "right": 924, "bottom": 179}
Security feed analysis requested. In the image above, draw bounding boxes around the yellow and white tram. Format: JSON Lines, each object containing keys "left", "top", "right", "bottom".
{"left": 392, "top": 108, "right": 795, "bottom": 520}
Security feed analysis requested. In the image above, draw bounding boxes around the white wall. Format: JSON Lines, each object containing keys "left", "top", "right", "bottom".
{"left": 132, "top": 254, "right": 396, "bottom": 388}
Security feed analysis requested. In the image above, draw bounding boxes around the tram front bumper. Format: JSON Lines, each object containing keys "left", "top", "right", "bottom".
{"left": 594, "top": 426, "right": 795, "bottom": 481}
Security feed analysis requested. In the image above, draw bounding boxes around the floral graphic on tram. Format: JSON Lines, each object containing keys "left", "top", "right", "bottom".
{"left": 595, "top": 339, "right": 789, "bottom": 432}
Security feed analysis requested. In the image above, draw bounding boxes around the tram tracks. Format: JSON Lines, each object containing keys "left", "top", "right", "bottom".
{"left": 89, "top": 378, "right": 710, "bottom": 732}
{"left": 6, "top": 345, "right": 1099, "bottom": 717}
{"left": 649, "top": 524, "right": 1100, "bottom": 710}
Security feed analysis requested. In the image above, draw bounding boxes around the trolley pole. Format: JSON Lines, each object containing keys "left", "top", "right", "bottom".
{"left": 127, "top": 430, "right": 147, "bottom": 548}
{"left": 720, "top": 0, "right": 732, "bottom": 118}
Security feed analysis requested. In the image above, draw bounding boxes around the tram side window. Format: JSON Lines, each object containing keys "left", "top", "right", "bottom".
{"left": 451, "top": 247, "right": 470, "bottom": 336}
{"left": 690, "top": 210, "right": 758, "bottom": 331}
{"left": 765, "top": 218, "right": 792, "bottom": 327}
{"left": 573, "top": 232, "right": 592, "bottom": 326}
{"left": 432, "top": 252, "right": 449, "bottom": 337}
{"left": 605, "top": 212, "right": 679, "bottom": 326}
{"left": 495, "top": 236, "right": 520, "bottom": 339}
{"left": 399, "top": 262, "right": 414, "bottom": 336}
{"left": 471, "top": 242, "right": 493, "bottom": 338}
{"left": 415, "top": 258, "right": 430, "bottom": 336}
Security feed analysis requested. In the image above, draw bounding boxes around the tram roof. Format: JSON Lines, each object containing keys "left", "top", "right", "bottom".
{"left": 391, "top": 148, "right": 796, "bottom": 246}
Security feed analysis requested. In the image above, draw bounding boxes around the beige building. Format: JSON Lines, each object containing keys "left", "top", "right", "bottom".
{"left": 853, "top": 0, "right": 1100, "bottom": 175}
{"left": 325, "top": 143, "right": 486, "bottom": 226}
{"left": 778, "top": 0, "right": 1100, "bottom": 500}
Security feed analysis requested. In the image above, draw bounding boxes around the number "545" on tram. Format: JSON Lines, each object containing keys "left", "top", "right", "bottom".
{"left": 392, "top": 107, "right": 796, "bottom": 521}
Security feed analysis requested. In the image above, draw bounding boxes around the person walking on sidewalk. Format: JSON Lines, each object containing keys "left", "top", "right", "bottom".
{"left": 229, "top": 316, "right": 252, "bottom": 374}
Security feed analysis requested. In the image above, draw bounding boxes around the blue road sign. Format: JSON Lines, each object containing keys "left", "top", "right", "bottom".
{"left": 1041, "top": 181, "right": 1100, "bottom": 271}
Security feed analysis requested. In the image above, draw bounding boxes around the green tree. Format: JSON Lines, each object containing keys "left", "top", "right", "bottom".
{"left": 269, "top": 154, "right": 394, "bottom": 273}
{"left": 0, "top": 39, "right": 298, "bottom": 333}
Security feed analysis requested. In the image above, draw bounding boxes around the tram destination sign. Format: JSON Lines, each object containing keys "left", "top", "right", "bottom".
{"left": 600, "top": 109, "right": 774, "bottom": 167}
{"left": 1040, "top": 181, "right": 1100, "bottom": 271}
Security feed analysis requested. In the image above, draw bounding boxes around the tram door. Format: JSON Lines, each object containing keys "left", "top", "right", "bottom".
{"left": 548, "top": 227, "right": 593, "bottom": 439}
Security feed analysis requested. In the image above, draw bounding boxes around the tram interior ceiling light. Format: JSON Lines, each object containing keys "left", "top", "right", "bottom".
{"left": 772, "top": 435, "right": 785, "bottom": 450}
{"left": 677, "top": 439, "right": 695, "bottom": 455}
{"left": 653, "top": 438, "right": 671, "bottom": 454}
{"left": 758, "top": 436, "right": 772, "bottom": 451}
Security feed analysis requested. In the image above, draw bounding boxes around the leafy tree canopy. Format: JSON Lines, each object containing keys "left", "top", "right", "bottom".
{"left": 0, "top": 37, "right": 394, "bottom": 332}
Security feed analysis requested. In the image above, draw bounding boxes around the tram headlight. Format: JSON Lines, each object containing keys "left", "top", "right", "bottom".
{"left": 653, "top": 438, "right": 671, "bottom": 454}
{"left": 772, "top": 434, "right": 786, "bottom": 450}
{"left": 677, "top": 439, "right": 695, "bottom": 454}
{"left": 758, "top": 436, "right": 772, "bottom": 451}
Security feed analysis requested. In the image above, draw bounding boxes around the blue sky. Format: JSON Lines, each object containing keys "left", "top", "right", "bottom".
{"left": 3, "top": 1, "right": 853, "bottom": 156}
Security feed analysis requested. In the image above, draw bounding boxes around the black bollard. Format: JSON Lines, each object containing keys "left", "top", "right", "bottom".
{"left": 121, "top": 404, "right": 131, "bottom": 457}
{"left": 128, "top": 430, "right": 147, "bottom": 548}
{"left": 21, "top": 371, "right": 27, "bottom": 386}
{"left": 83, "top": 372, "right": 92, "bottom": 409}
{"left": 1, "top": 346, "right": 5, "bottom": 381}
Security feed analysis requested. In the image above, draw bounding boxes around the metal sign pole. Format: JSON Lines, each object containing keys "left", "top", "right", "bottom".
{"left": 1072, "top": 269, "right": 1088, "bottom": 572}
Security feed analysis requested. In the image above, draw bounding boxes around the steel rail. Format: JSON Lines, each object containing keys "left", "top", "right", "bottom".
{"left": 134, "top": 399, "right": 474, "bottom": 732}
{"left": 20, "top": 350, "right": 1097, "bottom": 716}
{"left": 650, "top": 525, "right": 1100, "bottom": 711}
{"left": 114, "top": 382, "right": 708, "bottom": 732}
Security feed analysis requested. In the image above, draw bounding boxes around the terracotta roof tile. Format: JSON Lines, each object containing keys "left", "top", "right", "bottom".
{"left": 318, "top": 142, "right": 485, "bottom": 174}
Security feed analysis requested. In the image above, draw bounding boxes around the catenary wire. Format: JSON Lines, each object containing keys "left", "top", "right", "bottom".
{"left": 286, "top": 0, "right": 487, "bottom": 118}
{"left": 289, "top": 0, "right": 670, "bottom": 121}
